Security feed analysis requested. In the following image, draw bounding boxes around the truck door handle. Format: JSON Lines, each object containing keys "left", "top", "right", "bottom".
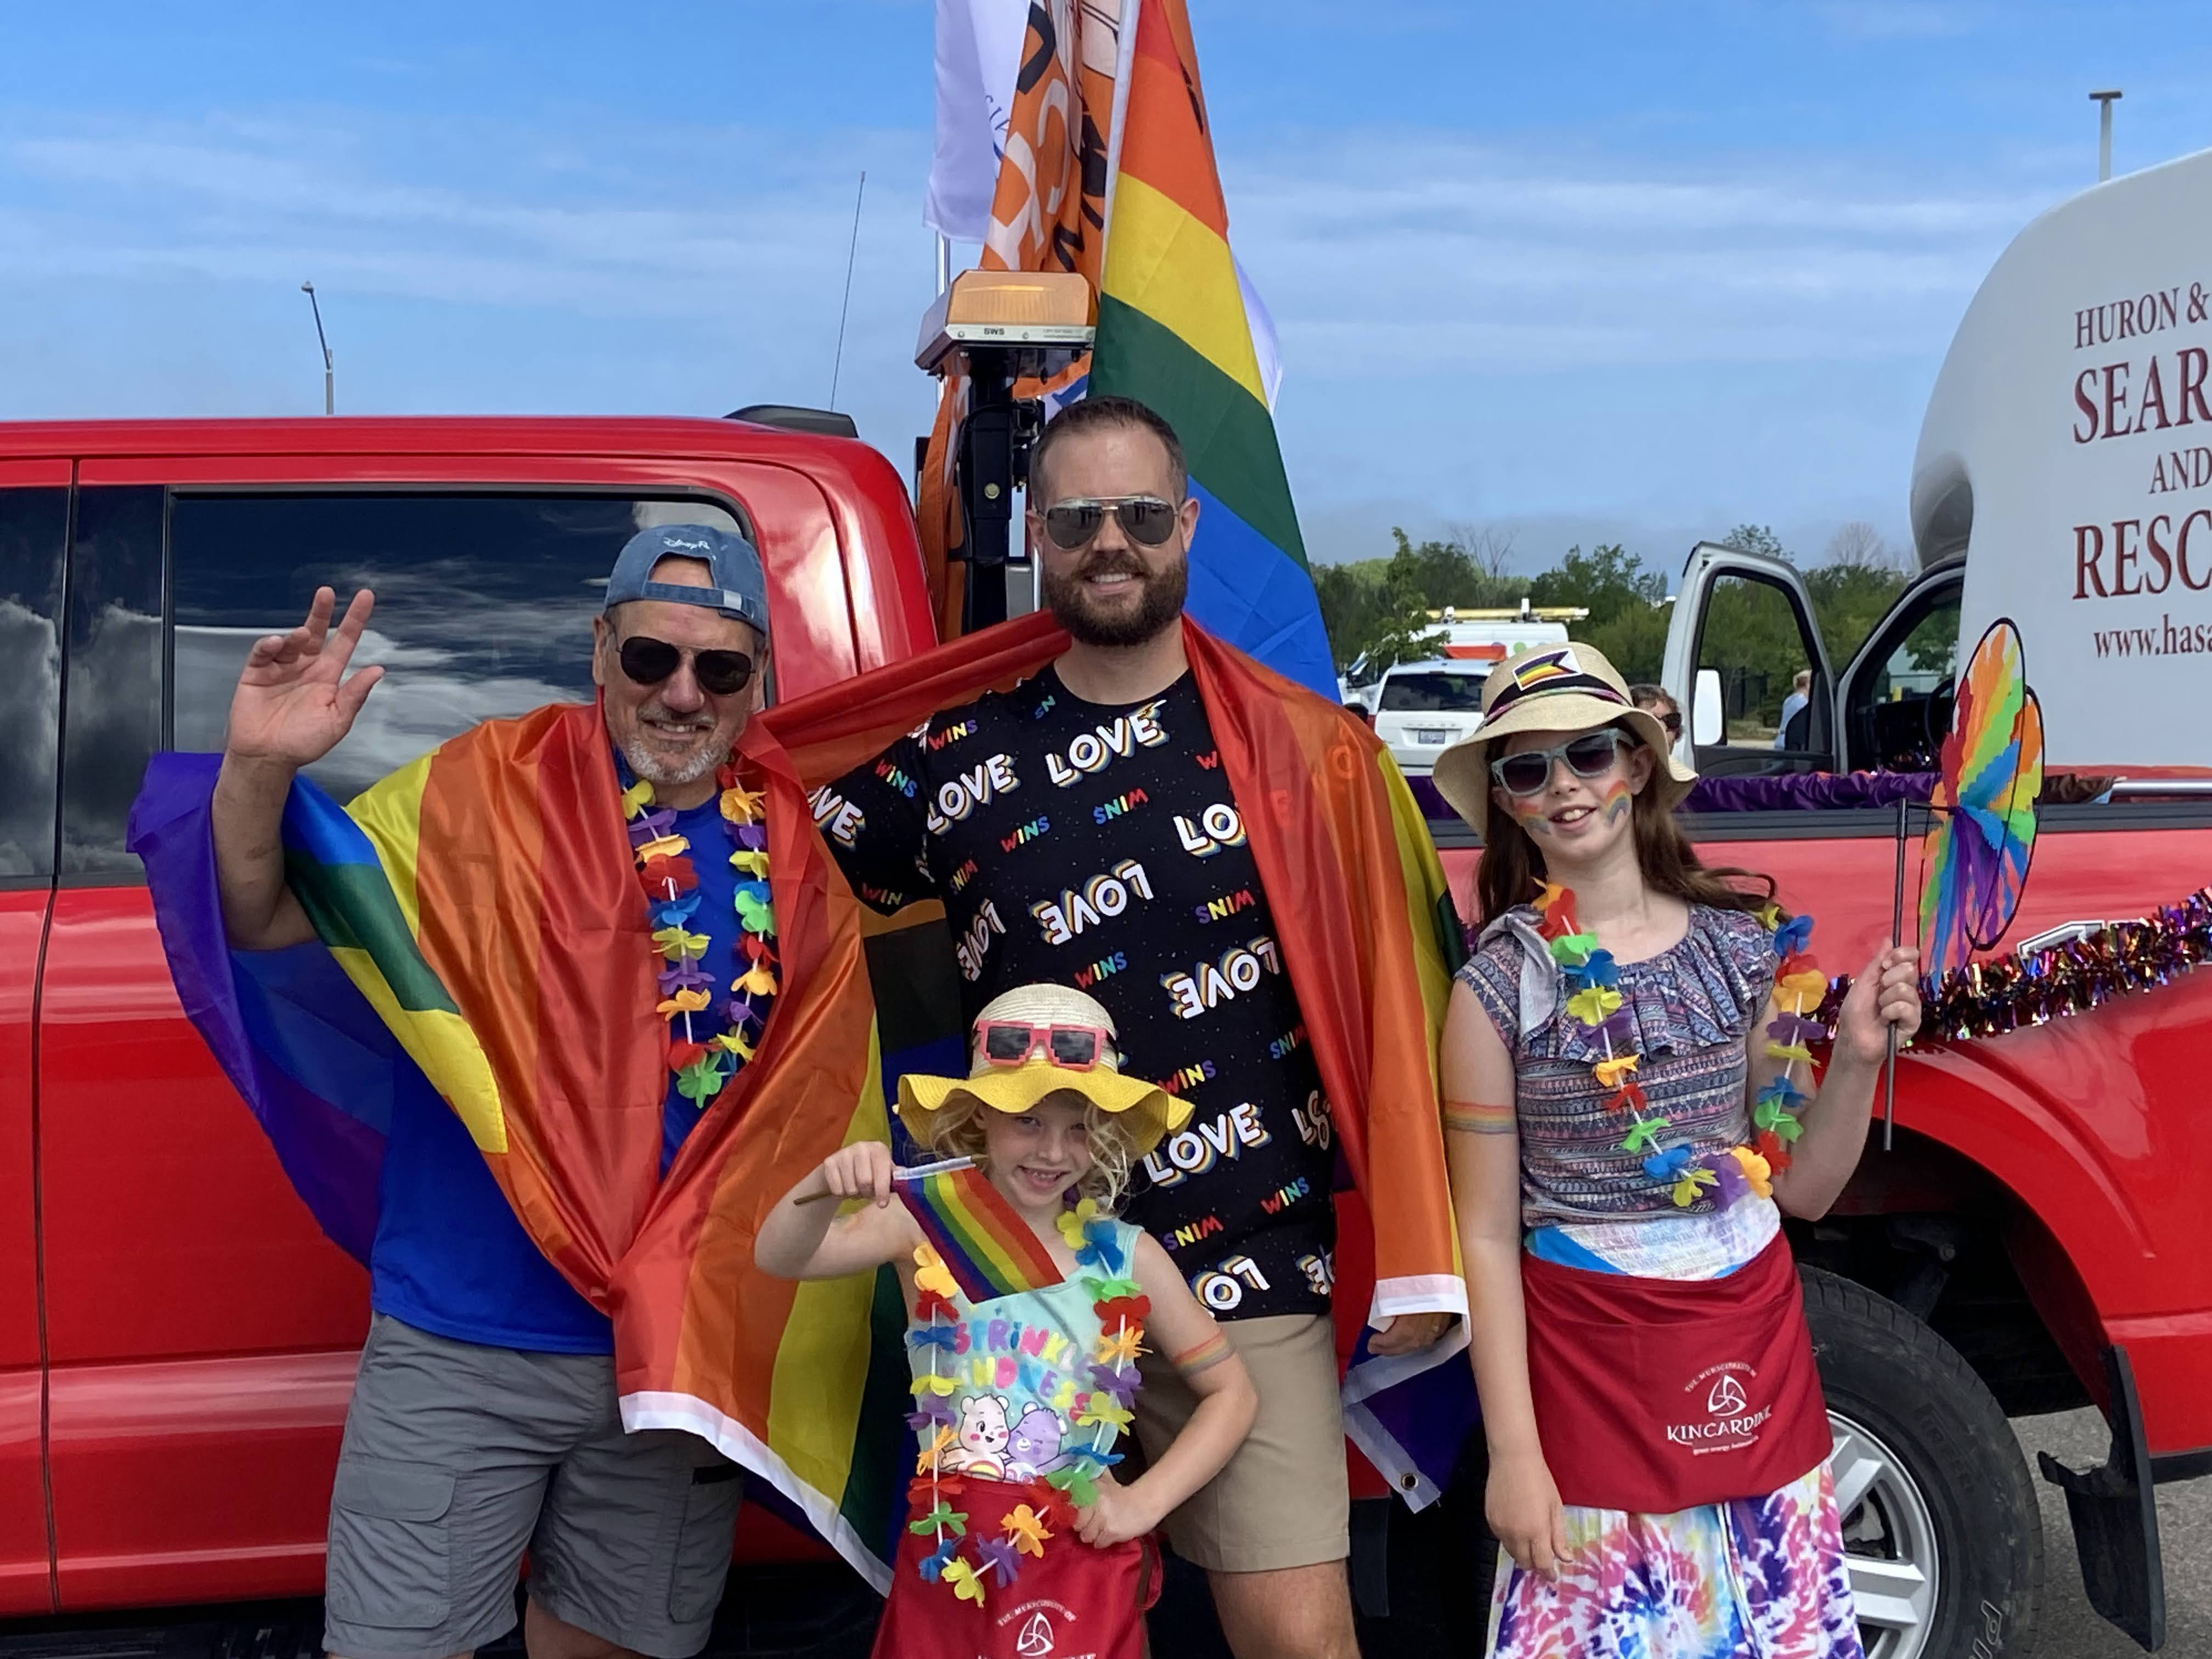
{"left": 2012, "top": 920, "right": 2109, "bottom": 953}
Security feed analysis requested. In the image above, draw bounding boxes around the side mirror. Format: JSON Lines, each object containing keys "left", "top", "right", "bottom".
{"left": 1692, "top": 668, "right": 1724, "bottom": 747}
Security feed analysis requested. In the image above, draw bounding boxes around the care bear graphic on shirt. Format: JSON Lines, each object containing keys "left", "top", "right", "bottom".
{"left": 1005, "top": 1403, "right": 1069, "bottom": 1481}
{"left": 956, "top": 1395, "right": 1013, "bottom": 1476}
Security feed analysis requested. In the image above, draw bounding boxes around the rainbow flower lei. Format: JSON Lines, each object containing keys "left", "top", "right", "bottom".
{"left": 1534, "top": 882, "right": 1821, "bottom": 1207}
{"left": 905, "top": 1201, "right": 1148, "bottom": 1606}
{"left": 621, "top": 759, "right": 777, "bottom": 1110}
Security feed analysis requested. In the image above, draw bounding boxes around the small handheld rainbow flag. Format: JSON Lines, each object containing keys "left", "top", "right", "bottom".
{"left": 896, "top": 1157, "right": 1065, "bottom": 1304}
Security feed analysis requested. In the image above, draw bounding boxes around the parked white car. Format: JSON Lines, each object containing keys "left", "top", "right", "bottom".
{"left": 1370, "top": 658, "right": 1492, "bottom": 776}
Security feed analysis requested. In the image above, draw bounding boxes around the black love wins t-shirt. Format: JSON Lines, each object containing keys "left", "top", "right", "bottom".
{"left": 816, "top": 667, "right": 1338, "bottom": 1321}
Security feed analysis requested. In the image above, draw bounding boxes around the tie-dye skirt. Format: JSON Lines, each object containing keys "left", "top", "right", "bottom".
{"left": 1486, "top": 1458, "right": 1863, "bottom": 1658}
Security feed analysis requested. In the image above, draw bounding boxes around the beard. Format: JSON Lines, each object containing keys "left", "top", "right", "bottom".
{"left": 618, "top": 700, "right": 729, "bottom": 787}
{"left": 622, "top": 736, "right": 721, "bottom": 788}
{"left": 1041, "top": 546, "right": 1189, "bottom": 647}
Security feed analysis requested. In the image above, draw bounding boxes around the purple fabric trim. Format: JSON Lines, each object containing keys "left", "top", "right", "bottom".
{"left": 1413, "top": 769, "right": 1939, "bottom": 822}
{"left": 1681, "top": 772, "right": 1938, "bottom": 813}
{"left": 126, "top": 752, "right": 386, "bottom": 1262}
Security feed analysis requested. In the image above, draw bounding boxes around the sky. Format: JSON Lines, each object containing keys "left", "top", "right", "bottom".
{"left": 4, "top": 1, "right": 2210, "bottom": 582}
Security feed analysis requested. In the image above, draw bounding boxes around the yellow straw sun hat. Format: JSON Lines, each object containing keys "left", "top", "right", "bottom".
{"left": 896, "top": 983, "right": 1189, "bottom": 1157}
{"left": 1430, "top": 641, "right": 1696, "bottom": 837}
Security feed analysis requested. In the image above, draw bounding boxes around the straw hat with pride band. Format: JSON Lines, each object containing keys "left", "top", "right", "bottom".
{"left": 1431, "top": 642, "right": 1697, "bottom": 837}
{"left": 896, "top": 983, "right": 1189, "bottom": 1156}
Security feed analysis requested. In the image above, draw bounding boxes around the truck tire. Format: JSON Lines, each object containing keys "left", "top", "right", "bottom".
{"left": 1803, "top": 1265, "right": 2044, "bottom": 1659}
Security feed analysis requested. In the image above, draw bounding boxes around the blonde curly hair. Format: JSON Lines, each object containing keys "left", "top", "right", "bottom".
{"left": 916, "top": 1087, "right": 1139, "bottom": 1209}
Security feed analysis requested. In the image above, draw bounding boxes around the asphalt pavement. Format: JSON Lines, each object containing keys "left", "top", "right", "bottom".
{"left": 2016, "top": 1409, "right": 2212, "bottom": 1658}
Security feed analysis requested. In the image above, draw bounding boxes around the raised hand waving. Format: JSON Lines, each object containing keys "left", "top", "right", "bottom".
{"left": 225, "top": 586, "right": 385, "bottom": 771}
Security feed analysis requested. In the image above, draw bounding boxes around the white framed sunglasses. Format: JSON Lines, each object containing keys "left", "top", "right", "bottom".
{"left": 1489, "top": 729, "right": 1633, "bottom": 797}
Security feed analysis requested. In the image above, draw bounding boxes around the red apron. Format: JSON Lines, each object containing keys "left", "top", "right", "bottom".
{"left": 1522, "top": 1232, "right": 1832, "bottom": 1514}
{"left": 870, "top": 1478, "right": 1160, "bottom": 1659}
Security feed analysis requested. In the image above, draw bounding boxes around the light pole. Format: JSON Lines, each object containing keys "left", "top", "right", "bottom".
{"left": 2090, "top": 89, "right": 2122, "bottom": 183}
{"left": 301, "top": 281, "right": 334, "bottom": 414}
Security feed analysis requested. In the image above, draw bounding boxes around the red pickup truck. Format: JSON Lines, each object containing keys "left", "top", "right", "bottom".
{"left": 4, "top": 413, "right": 2207, "bottom": 1659}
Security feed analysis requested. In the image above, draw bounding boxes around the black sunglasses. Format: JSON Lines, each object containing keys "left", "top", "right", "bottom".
{"left": 1656, "top": 710, "right": 1683, "bottom": 737}
{"left": 616, "top": 635, "right": 755, "bottom": 697}
{"left": 1489, "top": 730, "right": 1632, "bottom": 797}
{"left": 1039, "top": 495, "right": 1180, "bottom": 550}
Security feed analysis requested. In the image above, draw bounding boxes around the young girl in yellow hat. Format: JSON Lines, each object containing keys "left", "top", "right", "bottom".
{"left": 757, "top": 983, "right": 1256, "bottom": 1659}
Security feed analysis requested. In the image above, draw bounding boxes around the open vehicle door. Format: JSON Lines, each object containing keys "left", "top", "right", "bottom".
{"left": 1660, "top": 540, "right": 1835, "bottom": 777}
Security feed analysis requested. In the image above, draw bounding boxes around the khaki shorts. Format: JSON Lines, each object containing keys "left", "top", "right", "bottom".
{"left": 323, "top": 1314, "right": 743, "bottom": 1659}
{"left": 1131, "top": 1312, "right": 1350, "bottom": 1574}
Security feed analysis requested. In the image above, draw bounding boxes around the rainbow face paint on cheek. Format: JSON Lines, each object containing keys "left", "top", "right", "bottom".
{"left": 1600, "top": 779, "right": 1634, "bottom": 823}
{"left": 1509, "top": 795, "right": 1555, "bottom": 837}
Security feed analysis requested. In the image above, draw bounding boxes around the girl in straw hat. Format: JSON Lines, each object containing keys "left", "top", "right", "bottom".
{"left": 757, "top": 983, "right": 1256, "bottom": 1659}
{"left": 1428, "top": 644, "right": 1920, "bottom": 1658}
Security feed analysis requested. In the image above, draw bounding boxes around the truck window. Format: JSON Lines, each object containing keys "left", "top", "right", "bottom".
{"left": 0, "top": 487, "right": 67, "bottom": 881}
{"left": 58, "top": 487, "right": 165, "bottom": 877}
{"left": 1844, "top": 585, "right": 1962, "bottom": 773}
{"left": 1692, "top": 573, "right": 1830, "bottom": 774}
{"left": 169, "top": 493, "right": 753, "bottom": 809}
{"left": 1377, "top": 671, "right": 1487, "bottom": 712}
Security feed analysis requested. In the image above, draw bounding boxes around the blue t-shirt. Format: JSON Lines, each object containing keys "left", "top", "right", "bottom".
{"left": 368, "top": 798, "right": 748, "bottom": 1353}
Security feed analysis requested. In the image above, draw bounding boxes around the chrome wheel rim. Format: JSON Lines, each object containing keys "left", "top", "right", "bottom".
{"left": 1830, "top": 1410, "right": 1942, "bottom": 1659}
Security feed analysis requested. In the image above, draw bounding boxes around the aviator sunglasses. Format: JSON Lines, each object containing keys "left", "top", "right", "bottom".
{"left": 977, "top": 1019, "right": 1116, "bottom": 1071}
{"left": 1489, "top": 729, "right": 1633, "bottom": 797}
{"left": 1039, "top": 495, "right": 1181, "bottom": 551}
{"left": 616, "top": 635, "right": 756, "bottom": 697}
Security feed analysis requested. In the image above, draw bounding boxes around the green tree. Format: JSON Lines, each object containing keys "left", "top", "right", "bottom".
{"left": 1361, "top": 557, "right": 1448, "bottom": 675}
{"left": 1384, "top": 527, "right": 1521, "bottom": 611}
{"left": 1722, "top": 523, "right": 1791, "bottom": 564}
{"left": 1313, "top": 559, "right": 1387, "bottom": 672}
{"left": 1804, "top": 562, "right": 1909, "bottom": 673}
{"left": 1522, "top": 543, "right": 1671, "bottom": 681}
{"left": 1313, "top": 526, "right": 1522, "bottom": 673}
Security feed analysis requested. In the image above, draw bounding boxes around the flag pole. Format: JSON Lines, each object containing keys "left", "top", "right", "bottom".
{"left": 828, "top": 171, "right": 867, "bottom": 408}
{"left": 1883, "top": 792, "right": 1907, "bottom": 1150}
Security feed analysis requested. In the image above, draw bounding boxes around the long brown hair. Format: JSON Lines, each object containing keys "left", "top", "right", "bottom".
{"left": 1473, "top": 725, "right": 1776, "bottom": 926}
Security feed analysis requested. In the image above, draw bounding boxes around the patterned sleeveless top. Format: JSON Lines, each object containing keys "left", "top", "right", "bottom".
{"left": 906, "top": 1219, "right": 1144, "bottom": 1485}
{"left": 1458, "top": 904, "right": 1778, "bottom": 1232}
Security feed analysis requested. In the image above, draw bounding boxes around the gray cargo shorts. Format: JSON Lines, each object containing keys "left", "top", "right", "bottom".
{"left": 323, "top": 1314, "right": 743, "bottom": 1659}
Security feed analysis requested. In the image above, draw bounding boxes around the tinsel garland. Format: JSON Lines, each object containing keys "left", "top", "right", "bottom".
{"left": 1814, "top": 887, "right": 2212, "bottom": 1041}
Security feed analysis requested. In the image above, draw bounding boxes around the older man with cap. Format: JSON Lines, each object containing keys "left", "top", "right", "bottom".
{"left": 202, "top": 524, "right": 771, "bottom": 1659}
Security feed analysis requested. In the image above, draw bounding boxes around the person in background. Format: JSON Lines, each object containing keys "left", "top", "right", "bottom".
{"left": 1627, "top": 684, "right": 1681, "bottom": 750}
{"left": 1775, "top": 668, "right": 1813, "bottom": 749}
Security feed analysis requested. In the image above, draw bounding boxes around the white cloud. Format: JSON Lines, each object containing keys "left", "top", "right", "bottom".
{"left": 0, "top": 100, "right": 2078, "bottom": 554}
{"left": 1220, "top": 132, "right": 2061, "bottom": 376}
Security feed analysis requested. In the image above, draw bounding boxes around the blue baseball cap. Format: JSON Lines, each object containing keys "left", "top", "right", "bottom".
{"left": 602, "top": 523, "right": 769, "bottom": 638}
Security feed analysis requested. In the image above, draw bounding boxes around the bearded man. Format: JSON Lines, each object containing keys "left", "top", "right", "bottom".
{"left": 818, "top": 397, "right": 1466, "bottom": 1659}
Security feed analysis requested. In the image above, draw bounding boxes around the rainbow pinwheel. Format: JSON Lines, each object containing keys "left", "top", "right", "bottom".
{"left": 1918, "top": 619, "right": 2045, "bottom": 977}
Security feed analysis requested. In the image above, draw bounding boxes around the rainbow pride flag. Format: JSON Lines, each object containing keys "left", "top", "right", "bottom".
{"left": 1090, "top": 0, "right": 1336, "bottom": 702}
{"left": 896, "top": 1160, "right": 1065, "bottom": 1304}
{"left": 764, "top": 612, "right": 1476, "bottom": 1508}
{"left": 129, "top": 704, "right": 910, "bottom": 1585}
